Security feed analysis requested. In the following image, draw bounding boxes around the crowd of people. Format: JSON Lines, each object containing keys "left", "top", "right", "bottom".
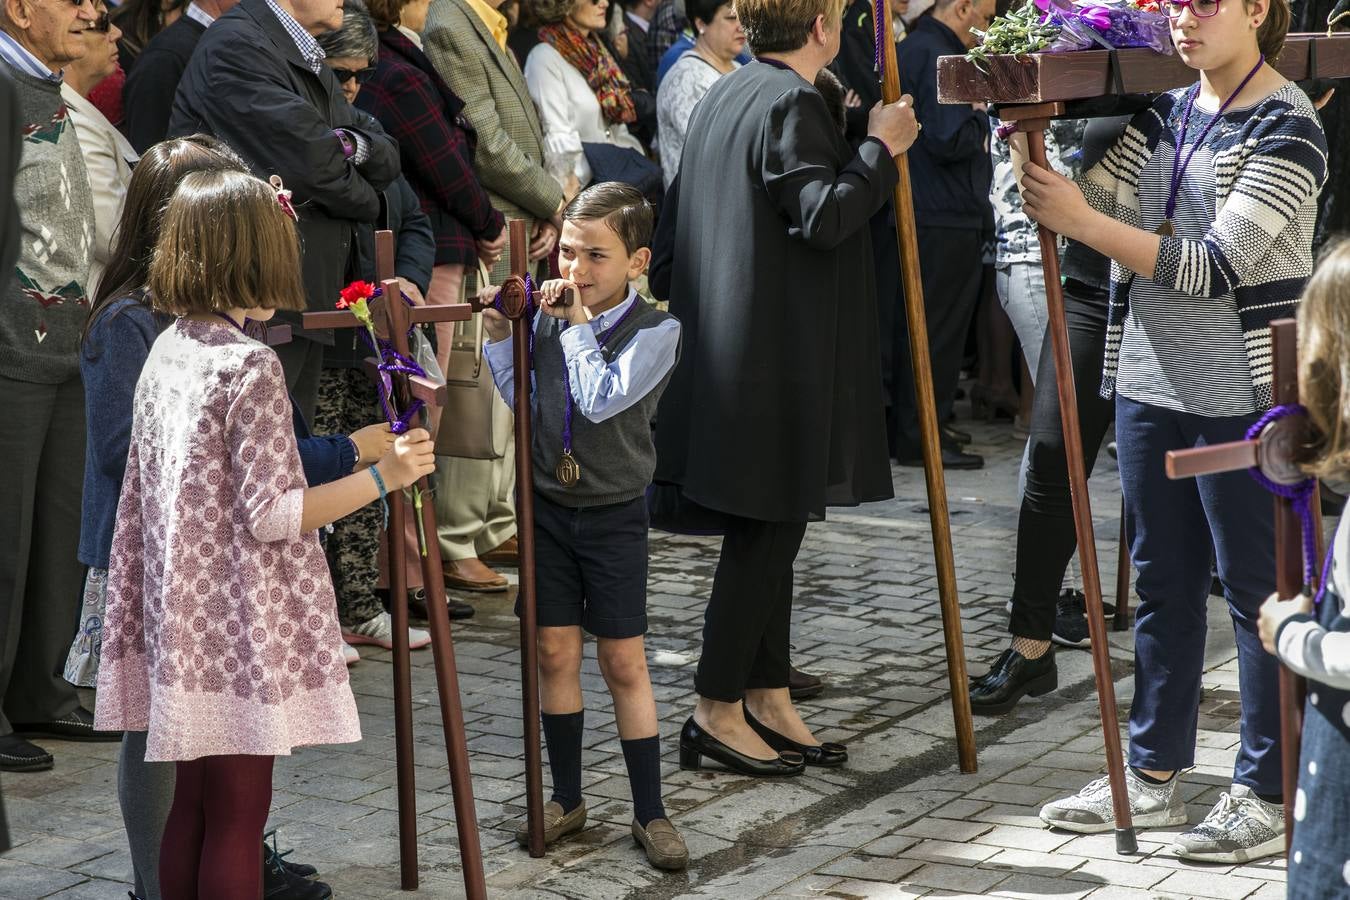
{"left": 3, "top": 0, "right": 1350, "bottom": 893}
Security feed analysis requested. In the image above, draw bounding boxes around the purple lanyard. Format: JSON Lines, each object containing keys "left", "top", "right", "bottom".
{"left": 1162, "top": 59, "right": 1265, "bottom": 226}
{"left": 560, "top": 299, "right": 638, "bottom": 456}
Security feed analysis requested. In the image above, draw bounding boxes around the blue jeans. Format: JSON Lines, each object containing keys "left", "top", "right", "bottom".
{"left": 1116, "top": 395, "right": 1282, "bottom": 795}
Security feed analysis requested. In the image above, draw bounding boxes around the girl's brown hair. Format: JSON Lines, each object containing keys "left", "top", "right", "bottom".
{"left": 1254, "top": 0, "right": 1290, "bottom": 61}
{"left": 148, "top": 170, "right": 307, "bottom": 316}
{"left": 1298, "top": 239, "right": 1350, "bottom": 480}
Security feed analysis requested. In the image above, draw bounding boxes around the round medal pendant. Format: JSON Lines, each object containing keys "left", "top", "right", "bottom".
{"left": 1156, "top": 220, "right": 1175, "bottom": 238}
{"left": 555, "top": 451, "right": 581, "bottom": 488}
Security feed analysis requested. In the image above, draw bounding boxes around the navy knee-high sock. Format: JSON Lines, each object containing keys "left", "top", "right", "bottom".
{"left": 620, "top": 735, "right": 666, "bottom": 827}
{"left": 541, "top": 711, "right": 584, "bottom": 813}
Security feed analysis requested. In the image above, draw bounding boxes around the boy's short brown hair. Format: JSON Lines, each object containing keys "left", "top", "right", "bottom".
{"left": 735, "top": 0, "right": 845, "bottom": 55}
{"left": 148, "top": 170, "right": 306, "bottom": 316}
{"left": 563, "top": 182, "right": 654, "bottom": 256}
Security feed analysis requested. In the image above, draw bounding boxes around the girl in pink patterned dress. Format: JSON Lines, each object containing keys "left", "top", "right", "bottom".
{"left": 94, "top": 168, "right": 436, "bottom": 900}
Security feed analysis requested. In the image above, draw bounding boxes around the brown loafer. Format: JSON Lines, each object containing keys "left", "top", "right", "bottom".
{"left": 632, "top": 818, "right": 688, "bottom": 871}
{"left": 443, "top": 557, "right": 508, "bottom": 593}
{"left": 481, "top": 536, "right": 520, "bottom": 568}
{"left": 514, "top": 800, "right": 587, "bottom": 848}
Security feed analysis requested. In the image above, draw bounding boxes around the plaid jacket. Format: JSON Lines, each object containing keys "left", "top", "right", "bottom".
{"left": 355, "top": 28, "right": 503, "bottom": 267}
{"left": 424, "top": 0, "right": 561, "bottom": 284}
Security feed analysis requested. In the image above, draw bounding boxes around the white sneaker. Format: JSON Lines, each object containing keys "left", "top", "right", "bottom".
{"left": 341, "top": 640, "right": 360, "bottom": 666}
{"left": 1040, "top": 768, "right": 1187, "bottom": 834}
{"left": 1171, "top": 784, "right": 1284, "bottom": 863}
{"left": 342, "top": 612, "right": 431, "bottom": 651}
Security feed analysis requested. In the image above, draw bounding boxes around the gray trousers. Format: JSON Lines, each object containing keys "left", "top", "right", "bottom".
{"left": 0, "top": 375, "right": 85, "bottom": 735}
{"left": 118, "top": 731, "right": 173, "bottom": 900}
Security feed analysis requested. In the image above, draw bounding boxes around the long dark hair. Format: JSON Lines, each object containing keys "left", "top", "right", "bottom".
{"left": 83, "top": 135, "right": 249, "bottom": 351}
{"left": 112, "top": 0, "right": 190, "bottom": 62}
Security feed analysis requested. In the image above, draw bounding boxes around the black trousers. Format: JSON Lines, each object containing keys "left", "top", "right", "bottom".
{"left": 273, "top": 336, "right": 325, "bottom": 426}
{"left": 1007, "top": 280, "right": 1115, "bottom": 641}
{"left": 0, "top": 375, "right": 85, "bottom": 735}
{"left": 694, "top": 517, "right": 808, "bottom": 702}
{"left": 892, "top": 225, "right": 985, "bottom": 457}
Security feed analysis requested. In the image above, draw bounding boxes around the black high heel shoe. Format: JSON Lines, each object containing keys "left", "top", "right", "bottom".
{"left": 744, "top": 710, "right": 848, "bottom": 767}
{"left": 678, "top": 717, "right": 805, "bottom": 777}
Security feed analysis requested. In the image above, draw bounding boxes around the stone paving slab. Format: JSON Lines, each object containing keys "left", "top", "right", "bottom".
{"left": 0, "top": 417, "right": 1297, "bottom": 898}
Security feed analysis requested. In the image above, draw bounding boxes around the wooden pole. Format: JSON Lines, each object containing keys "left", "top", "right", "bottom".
{"left": 502, "top": 219, "right": 546, "bottom": 856}
{"left": 379, "top": 281, "right": 488, "bottom": 896}
{"left": 875, "top": 0, "right": 977, "bottom": 774}
{"left": 1007, "top": 111, "right": 1135, "bottom": 853}
{"left": 375, "top": 234, "right": 421, "bottom": 890}
{"left": 1271, "top": 318, "right": 1308, "bottom": 850}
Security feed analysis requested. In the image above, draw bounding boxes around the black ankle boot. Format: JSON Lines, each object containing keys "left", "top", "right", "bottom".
{"left": 968, "top": 648, "right": 1057, "bottom": 715}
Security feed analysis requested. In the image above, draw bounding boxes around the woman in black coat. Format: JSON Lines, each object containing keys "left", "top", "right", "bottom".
{"left": 656, "top": 0, "right": 919, "bottom": 776}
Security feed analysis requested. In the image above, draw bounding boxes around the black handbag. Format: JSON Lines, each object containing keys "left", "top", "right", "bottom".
{"left": 582, "top": 142, "right": 663, "bottom": 200}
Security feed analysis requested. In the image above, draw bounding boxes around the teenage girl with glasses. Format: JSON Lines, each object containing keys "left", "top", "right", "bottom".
{"left": 1017, "top": 0, "right": 1327, "bottom": 862}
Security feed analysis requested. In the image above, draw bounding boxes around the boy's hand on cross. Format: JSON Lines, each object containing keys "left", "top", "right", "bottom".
{"left": 539, "top": 279, "right": 587, "bottom": 326}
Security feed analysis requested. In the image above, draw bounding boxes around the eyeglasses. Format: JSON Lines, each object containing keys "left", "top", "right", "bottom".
{"left": 331, "top": 66, "right": 374, "bottom": 84}
{"left": 1161, "top": 0, "right": 1220, "bottom": 19}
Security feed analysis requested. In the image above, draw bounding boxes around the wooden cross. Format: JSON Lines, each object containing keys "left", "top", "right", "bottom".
{"left": 936, "top": 33, "right": 1350, "bottom": 854}
{"left": 464, "top": 218, "right": 548, "bottom": 857}
{"left": 302, "top": 232, "right": 487, "bottom": 898}
{"left": 1166, "top": 319, "right": 1324, "bottom": 849}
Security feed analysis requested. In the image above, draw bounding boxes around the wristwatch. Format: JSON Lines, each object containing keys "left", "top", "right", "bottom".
{"left": 335, "top": 129, "right": 356, "bottom": 160}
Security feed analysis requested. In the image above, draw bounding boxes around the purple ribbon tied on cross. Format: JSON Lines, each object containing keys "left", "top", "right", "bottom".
{"left": 358, "top": 285, "right": 427, "bottom": 434}
{"left": 1245, "top": 403, "right": 1333, "bottom": 607}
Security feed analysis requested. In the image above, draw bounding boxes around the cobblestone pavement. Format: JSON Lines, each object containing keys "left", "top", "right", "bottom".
{"left": 1, "top": 416, "right": 1289, "bottom": 899}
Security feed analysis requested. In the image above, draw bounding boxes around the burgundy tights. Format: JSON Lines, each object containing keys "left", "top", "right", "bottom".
{"left": 159, "top": 754, "right": 274, "bottom": 900}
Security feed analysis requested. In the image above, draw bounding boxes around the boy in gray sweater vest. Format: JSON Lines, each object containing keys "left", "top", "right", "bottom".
{"left": 483, "top": 183, "right": 685, "bottom": 870}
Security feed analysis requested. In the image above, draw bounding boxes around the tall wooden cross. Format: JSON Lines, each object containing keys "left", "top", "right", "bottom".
{"left": 935, "top": 33, "right": 1350, "bottom": 854}
{"left": 465, "top": 218, "right": 549, "bottom": 856}
{"left": 1166, "top": 319, "right": 1324, "bottom": 849}
{"left": 302, "top": 232, "right": 487, "bottom": 897}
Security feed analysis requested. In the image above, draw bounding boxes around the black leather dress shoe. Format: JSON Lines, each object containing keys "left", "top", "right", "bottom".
{"left": 0, "top": 734, "right": 54, "bottom": 772}
{"left": 264, "top": 846, "right": 332, "bottom": 899}
{"left": 897, "top": 447, "right": 985, "bottom": 470}
{"left": 265, "top": 831, "right": 319, "bottom": 878}
{"left": 942, "top": 425, "right": 972, "bottom": 446}
{"left": 13, "top": 706, "right": 119, "bottom": 742}
{"left": 788, "top": 665, "right": 824, "bottom": 700}
{"left": 744, "top": 710, "right": 847, "bottom": 767}
{"left": 968, "top": 648, "right": 1057, "bottom": 715}
{"left": 678, "top": 718, "right": 805, "bottom": 777}
{"left": 407, "top": 588, "right": 474, "bottom": 623}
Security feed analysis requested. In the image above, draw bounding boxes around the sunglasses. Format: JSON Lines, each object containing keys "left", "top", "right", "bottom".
{"left": 1161, "top": 0, "right": 1221, "bottom": 18}
{"left": 331, "top": 66, "right": 374, "bottom": 84}
{"left": 89, "top": 10, "right": 110, "bottom": 31}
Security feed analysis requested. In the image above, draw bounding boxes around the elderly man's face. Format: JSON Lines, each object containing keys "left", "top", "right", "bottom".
{"left": 287, "top": 0, "right": 343, "bottom": 33}
{"left": 5, "top": 0, "right": 98, "bottom": 69}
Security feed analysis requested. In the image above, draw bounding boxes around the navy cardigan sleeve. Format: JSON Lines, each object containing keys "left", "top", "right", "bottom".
{"left": 293, "top": 402, "right": 356, "bottom": 486}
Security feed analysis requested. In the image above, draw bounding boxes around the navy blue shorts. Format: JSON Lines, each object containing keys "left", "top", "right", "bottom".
{"left": 517, "top": 492, "right": 649, "bottom": 639}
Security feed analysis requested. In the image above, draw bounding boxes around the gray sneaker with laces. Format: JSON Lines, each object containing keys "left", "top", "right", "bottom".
{"left": 1171, "top": 784, "right": 1284, "bottom": 863}
{"left": 1040, "top": 768, "right": 1187, "bottom": 833}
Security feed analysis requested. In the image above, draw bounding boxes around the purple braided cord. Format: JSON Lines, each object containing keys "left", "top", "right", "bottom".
{"left": 356, "top": 288, "right": 427, "bottom": 434}
{"left": 1245, "top": 403, "right": 1331, "bottom": 605}
{"left": 873, "top": 0, "right": 885, "bottom": 72}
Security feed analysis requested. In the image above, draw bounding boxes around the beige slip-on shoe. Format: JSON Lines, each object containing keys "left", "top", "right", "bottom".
{"left": 514, "top": 800, "right": 587, "bottom": 848}
{"left": 632, "top": 818, "right": 689, "bottom": 871}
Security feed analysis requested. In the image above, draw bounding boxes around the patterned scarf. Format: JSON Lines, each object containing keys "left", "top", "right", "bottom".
{"left": 538, "top": 22, "right": 636, "bottom": 126}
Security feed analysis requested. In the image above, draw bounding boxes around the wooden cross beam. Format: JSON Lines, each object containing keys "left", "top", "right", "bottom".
{"left": 464, "top": 218, "right": 548, "bottom": 857}
{"left": 937, "top": 33, "right": 1350, "bottom": 105}
{"left": 301, "top": 231, "right": 486, "bottom": 897}
{"left": 1166, "top": 319, "right": 1324, "bottom": 850}
{"left": 1001, "top": 99, "right": 1137, "bottom": 855}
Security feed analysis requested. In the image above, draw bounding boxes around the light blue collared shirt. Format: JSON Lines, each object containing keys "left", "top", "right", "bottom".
{"left": 0, "top": 30, "right": 62, "bottom": 83}
{"left": 484, "top": 289, "right": 681, "bottom": 424}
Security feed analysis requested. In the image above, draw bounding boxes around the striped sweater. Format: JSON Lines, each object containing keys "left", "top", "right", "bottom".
{"left": 1079, "top": 82, "right": 1327, "bottom": 409}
